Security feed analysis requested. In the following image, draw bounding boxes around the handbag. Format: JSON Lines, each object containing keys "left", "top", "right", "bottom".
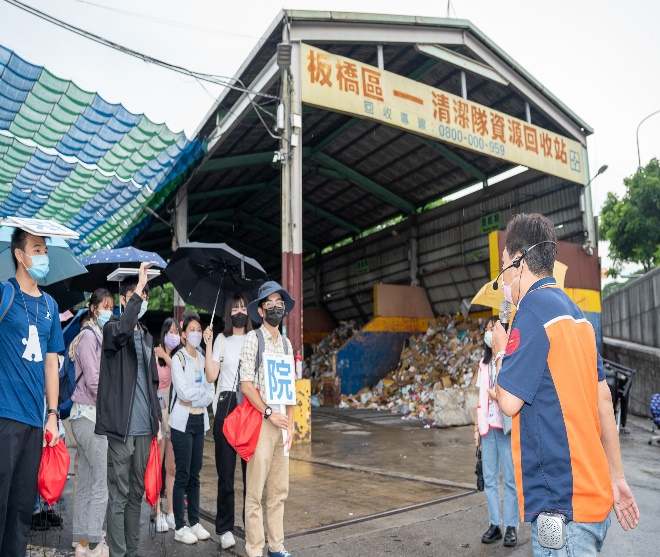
{"left": 222, "top": 329, "right": 289, "bottom": 461}
{"left": 38, "top": 431, "right": 70, "bottom": 505}
{"left": 222, "top": 393, "right": 263, "bottom": 462}
{"left": 475, "top": 438, "right": 485, "bottom": 492}
{"left": 222, "top": 329, "right": 267, "bottom": 462}
{"left": 144, "top": 437, "right": 162, "bottom": 507}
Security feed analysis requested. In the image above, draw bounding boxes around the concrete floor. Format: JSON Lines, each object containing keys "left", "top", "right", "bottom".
{"left": 28, "top": 410, "right": 659, "bottom": 557}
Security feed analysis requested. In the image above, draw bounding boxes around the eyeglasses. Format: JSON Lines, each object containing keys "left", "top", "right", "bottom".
{"left": 262, "top": 300, "right": 285, "bottom": 310}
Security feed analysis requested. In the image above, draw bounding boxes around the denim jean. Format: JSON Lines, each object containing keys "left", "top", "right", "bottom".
{"left": 170, "top": 414, "right": 205, "bottom": 530}
{"left": 532, "top": 516, "right": 611, "bottom": 556}
{"left": 480, "top": 427, "right": 519, "bottom": 527}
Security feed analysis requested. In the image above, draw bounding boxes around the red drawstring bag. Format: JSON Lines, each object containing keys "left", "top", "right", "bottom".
{"left": 144, "top": 437, "right": 162, "bottom": 507}
{"left": 38, "top": 431, "right": 70, "bottom": 505}
{"left": 223, "top": 392, "right": 262, "bottom": 462}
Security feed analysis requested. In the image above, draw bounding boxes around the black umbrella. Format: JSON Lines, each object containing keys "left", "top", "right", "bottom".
{"left": 163, "top": 242, "right": 268, "bottom": 320}
{"left": 42, "top": 282, "right": 85, "bottom": 312}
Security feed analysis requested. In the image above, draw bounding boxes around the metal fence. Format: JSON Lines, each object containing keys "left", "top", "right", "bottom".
{"left": 602, "top": 266, "right": 660, "bottom": 349}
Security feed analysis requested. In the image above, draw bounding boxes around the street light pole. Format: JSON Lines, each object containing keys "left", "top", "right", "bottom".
{"left": 636, "top": 109, "right": 660, "bottom": 169}
{"left": 582, "top": 164, "right": 608, "bottom": 255}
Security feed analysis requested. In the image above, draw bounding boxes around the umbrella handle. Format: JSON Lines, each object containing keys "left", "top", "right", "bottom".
{"left": 209, "top": 283, "right": 223, "bottom": 324}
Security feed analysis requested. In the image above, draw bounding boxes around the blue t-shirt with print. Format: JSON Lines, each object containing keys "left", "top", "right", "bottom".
{"left": 0, "top": 278, "right": 65, "bottom": 427}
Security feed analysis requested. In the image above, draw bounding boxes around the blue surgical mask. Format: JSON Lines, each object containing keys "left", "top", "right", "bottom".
{"left": 138, "top": 300, "right": 148, "bottom": 319}
{"left": 97, "top": 310, "right": 112, "bottom": 328}
{"left": 22, "top": 252, "right": 49, "bottom": 280}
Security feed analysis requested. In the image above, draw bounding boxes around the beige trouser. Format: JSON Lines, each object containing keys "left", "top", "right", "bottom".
{"left": 245, "top": 418, "right": 289, "bottom": 556}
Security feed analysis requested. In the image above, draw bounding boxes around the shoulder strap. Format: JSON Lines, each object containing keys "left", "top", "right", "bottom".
{"left": 215, "top": 334, "right": 227, "bottom": 362}
{"left": 169, "top": 351, "right": 187, "bottom": 413}
{"left": 0, "top": 281, "right": 15, "bottom": 325}
{"left": 255, "top": 328, "right": 265, "bottom": 381}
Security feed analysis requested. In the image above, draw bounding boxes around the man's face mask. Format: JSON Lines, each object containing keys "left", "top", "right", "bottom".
{"left": 264, "top": 306, "right": 285, "bottom": 327}
{"left": 21, "top": 251, "right": 49, "bottom": 280}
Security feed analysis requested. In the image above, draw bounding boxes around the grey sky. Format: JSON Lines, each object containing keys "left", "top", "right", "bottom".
{"left": 1, "top": 0, "right": 658, "bottom": 275}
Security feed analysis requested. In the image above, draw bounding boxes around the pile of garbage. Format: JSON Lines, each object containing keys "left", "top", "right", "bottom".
{"left": 304, "top": 321, "right": 359, "bottom": 394}
{"left": 341, "top": 316, "right": 486, "bottom": 421}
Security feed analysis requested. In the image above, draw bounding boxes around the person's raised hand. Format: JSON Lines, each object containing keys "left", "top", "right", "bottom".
{"left": 612, "top": 478, "right": 640, "bottom": 531}
{"left": 154, "top": 345, "right": 167, "bottom": 359}
{"left": 203, "top": 325, "right": 213, "bottom": 346}
{"left": 136, "top": 262, "right": 149, "bottom": 291}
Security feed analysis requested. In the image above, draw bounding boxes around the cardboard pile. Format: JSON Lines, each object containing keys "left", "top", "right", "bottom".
{"left": 341, "top": 316, "right": 485, "bottom": 423}
{"left": 304, "top": 321, "right": 359, "bottom": 399}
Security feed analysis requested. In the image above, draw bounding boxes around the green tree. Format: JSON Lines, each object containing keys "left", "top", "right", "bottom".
{"left": 599, "top": 158, "right": 660, "bottom": 275}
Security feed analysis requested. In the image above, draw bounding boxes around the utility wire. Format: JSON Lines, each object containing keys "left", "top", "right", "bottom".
{"left": 3, "top": 0, "right": 278, "bottom": 99}
{"left": 73, "top": 0, "right": 265, "bottom": 42}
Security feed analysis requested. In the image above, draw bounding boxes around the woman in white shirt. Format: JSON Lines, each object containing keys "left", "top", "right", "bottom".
{"left": 203, "top": 293, "right": 251, "bottom": 551}
{"left": 474, "top": 317, "right": 519, "bottom": 547}
{"left": 169, "top": 314, "right": 214, "bottom": 545}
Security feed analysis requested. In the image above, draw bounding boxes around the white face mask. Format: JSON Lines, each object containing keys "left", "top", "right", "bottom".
{"left": 186, "top": 331, "right": 203, "bottom": 349}
{"left": 484, "top": 331, "right": 493, "bottom": 348}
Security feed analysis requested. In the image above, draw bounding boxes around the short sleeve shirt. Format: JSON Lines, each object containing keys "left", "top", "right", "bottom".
{"left": 497, "top": 277, "right": 611, "bottom": 523}
{"left": 213, "top": 334, "right": 247, "bottom": 393}
{"left": 238, "top": 328, "right": 292, "bottom": 403}
{"left": 0, "top": 279, "right": 65, "bottom": 427}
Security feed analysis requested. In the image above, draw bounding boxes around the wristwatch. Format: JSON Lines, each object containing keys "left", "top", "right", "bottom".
{"left": 47, "top": 408, "right": 60, "bottom": 419}
{"left": 263, "top": 406, "right": 273, "bottom": 420}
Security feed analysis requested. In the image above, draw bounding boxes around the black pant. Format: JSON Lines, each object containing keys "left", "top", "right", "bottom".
{"left": 170, "top": 414, "right": 205, "bottom": 530}
{"left": 214, "top": 392, "right": 247, "bottom": 535}
{"left": 0, "top": 418, "right": 43, "bottom": 557}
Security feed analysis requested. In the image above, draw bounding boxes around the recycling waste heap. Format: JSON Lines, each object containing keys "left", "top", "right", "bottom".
{"left": 304, "top": 316, "right": 487, "bottom": 424}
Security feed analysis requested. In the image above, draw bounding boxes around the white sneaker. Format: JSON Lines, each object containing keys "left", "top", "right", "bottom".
{"left": 74, "top": 544, "right": 87, "bottom": 557}
{"left": 190, "top": 522, "right": 211, "bottom": 541}
{"left": 166, "top": 513, "right": 175, "bottom": 530}
{"left": 220, "top": 531, "right": 236, "bottom": 549}
{"left": 174, "top": 526, "right": 198, "bottom": 545}
{"left": 155, "top": 513, "right": 169, "bottom": 533}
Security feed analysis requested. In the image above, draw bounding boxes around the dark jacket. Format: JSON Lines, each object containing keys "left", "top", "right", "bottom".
{"left": 95, "top": 293, "right": 161, "bottom": 441}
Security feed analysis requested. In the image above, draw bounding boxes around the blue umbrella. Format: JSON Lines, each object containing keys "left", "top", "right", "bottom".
{"left": 69, "top": 247, "right": 167, "bottom": 292}
{"left": 0, "top": 226, "right": 88, "bottom": 286}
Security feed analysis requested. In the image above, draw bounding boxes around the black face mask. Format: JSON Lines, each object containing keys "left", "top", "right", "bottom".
{"left": 263, "top": 306, "right": 284, "bottom": 327}
{"left": 231, "top": 312, "right": 248, "bottom": 328}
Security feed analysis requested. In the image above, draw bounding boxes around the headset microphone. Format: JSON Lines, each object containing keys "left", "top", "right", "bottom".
{"left": 491, "top": 240, "right": 556, "bottom": 290}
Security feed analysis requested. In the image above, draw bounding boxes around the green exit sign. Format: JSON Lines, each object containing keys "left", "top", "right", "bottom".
{"left": 480, "top": 211, "right": 501, "bottom": 234}
{"left": 356, "top": 258, "right": 369, "bottom": 275}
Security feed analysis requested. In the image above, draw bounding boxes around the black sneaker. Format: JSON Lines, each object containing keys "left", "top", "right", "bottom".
{"left": 481, "top": 524, "right": 502, "bottom": 544}
{"left": 504, "top": 526, "right": 517, "bottom": 547}
{"left": 45, "top": 509, "right": 63, "bottom": 527}
{"left": 31, "top": 512, "right": 50, "bottom": 531}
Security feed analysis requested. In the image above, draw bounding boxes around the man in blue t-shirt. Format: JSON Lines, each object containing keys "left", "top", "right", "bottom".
{"left": 0, "top": 228, "right": 64, "bottom": 557}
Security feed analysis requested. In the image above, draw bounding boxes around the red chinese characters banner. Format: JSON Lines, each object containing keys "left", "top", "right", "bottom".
{"left": 302, "top": 44, "right": 585, "bottom": 185}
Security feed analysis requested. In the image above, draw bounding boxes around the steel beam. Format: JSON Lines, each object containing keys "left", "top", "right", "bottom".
{"left": 302, "top": 200, "right": 361, "bottom": 234}
{"left": 199, "top": 149, "right": 309, "bottom": 173}
{"left": 312, "top": 152, "right": 415, "bottom": 214}
{"left": 417, "top": 137, "right": 487, "bottom": 183}
{"left": 188, "top": 182, "right": 272, "bottom": 200}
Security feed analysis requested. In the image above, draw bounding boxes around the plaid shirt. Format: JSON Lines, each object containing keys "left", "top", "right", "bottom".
{"left": 239, "top": 327, "right": 293, "bottom": 403}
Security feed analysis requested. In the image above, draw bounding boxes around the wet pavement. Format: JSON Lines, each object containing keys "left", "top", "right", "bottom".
{"left": 28, "top": 410, "right": 658, "bottom": 556}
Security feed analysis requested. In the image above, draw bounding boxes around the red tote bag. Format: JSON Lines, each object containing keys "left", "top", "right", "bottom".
{"left": 144, "top": 437, "right": 162, "bottom": 507}
{"left": 223, "top": 393, "right": 262, "bottom": 462}
{"left": 38, "top": 431, "right": 70, "bottom": 506}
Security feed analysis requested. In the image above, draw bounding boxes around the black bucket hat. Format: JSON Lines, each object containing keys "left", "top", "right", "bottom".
{"left": 247, "top": 281, "right": 295, "bottom": 324}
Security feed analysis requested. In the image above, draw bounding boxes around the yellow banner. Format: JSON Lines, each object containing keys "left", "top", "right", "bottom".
{"left": 302, "top": 44, "right": 585, "bottom": 184}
